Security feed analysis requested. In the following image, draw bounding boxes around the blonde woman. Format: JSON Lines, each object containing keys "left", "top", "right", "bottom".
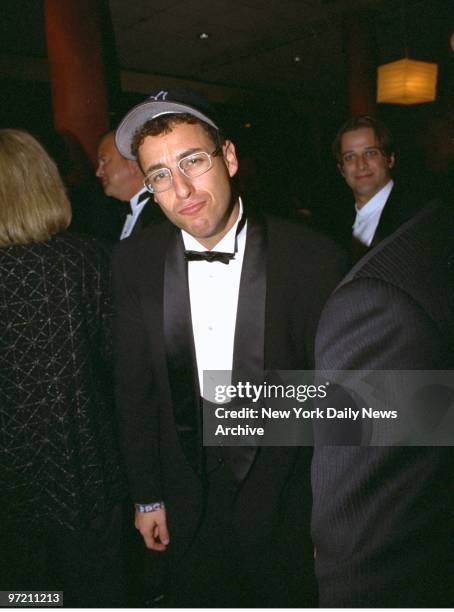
{"left": 0, "top": 130, "right": 126, "bottom": 606}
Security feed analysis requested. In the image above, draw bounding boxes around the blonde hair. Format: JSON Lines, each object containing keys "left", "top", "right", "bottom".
{"left": 0, "top": 129, "right": 72, "bottom": 247}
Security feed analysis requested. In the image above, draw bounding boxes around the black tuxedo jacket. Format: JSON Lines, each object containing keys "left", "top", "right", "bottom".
{"left": 348, "top": 183, "right": 423, "bottom": 262}
{"left": 113, "top": 211, "right": 346, "bottom": 603}
{"left": 313, "top": 201, "right": 454, "bottom": 607}
{"left": 128, "top": 196, "right": 165, "bottom": 237}
{"left": 370, "top": 182, "right": 422, "bottom": 247}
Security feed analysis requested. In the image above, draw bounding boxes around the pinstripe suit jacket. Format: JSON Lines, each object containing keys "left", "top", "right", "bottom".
{"left": 312, "top": 201, "right": 454, "bottom": 607}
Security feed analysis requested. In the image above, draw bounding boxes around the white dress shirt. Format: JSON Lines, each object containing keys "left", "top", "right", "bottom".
{"left": 120, "top": 188, "right": 150, "bottom": 240}
{"left": 352, "top": 180, "right": 394, "bottom": 247}
{"left": 181, "top": 200, "right": 246, "bottom": 396}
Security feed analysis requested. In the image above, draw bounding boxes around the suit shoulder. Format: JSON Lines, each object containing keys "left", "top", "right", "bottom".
{"left": 265, "top": 214, "right": 346, "bottom": 258}
{"left": 317, "top": 275, "right": 452, "bottom": 369}
{"left": 262, "top": 215, "right": 348, "bottom": 312}
{"left": 353, "top": 201, "right": 453, "bottom": 287}
{"left": 265, "top": 214, "right": 348, "bottom": 279}
{"left": 113, "top": 220, "right": 173, "bottom": 263}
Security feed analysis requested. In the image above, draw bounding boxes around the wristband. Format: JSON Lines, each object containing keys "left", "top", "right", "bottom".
{"left": 135, "top": 501, "right": 165, "bottom": 513}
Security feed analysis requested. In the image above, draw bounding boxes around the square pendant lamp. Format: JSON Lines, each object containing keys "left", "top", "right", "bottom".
{"left": 377, "top": 57, "right": 438, "bottom": 105}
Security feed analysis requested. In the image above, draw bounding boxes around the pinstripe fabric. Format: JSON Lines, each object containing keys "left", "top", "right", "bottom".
{"left": 312, "top": 202, "right": 454, "bottom": 607}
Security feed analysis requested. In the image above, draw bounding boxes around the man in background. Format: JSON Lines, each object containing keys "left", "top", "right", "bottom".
{"left": 96, "top": 130, "right": 162, "bottom": 239}
{"left": 312, "top": 200, "right": 454, "bottom": 606}
{"left": 333, "top": 115, "right": 420, "bottom": 261}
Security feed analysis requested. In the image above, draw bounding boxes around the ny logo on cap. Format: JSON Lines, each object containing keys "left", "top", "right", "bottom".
{"left": 149, "top": 90, "right": 168, "bottom": 101}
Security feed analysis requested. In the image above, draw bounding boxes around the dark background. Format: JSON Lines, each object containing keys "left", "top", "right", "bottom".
{"left": 1, "top": 0, "right": 452, "bottom": 240}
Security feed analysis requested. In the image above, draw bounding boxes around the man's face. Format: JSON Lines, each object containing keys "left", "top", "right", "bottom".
{"left": 339, "top": 127, "right": 394, "bottom": 208}
{"left": 96, "top": 132, "right": 142, "bottom": 201}
{"left": 138, "top": 122, "right": 239, "bottom": 249}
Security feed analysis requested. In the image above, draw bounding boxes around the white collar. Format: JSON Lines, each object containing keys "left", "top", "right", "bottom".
{"left": 130, "top": 187, "right": 149, "bottom": 212}
{"left": 355, "top": 180, "right": 394, "bottom": 219}
{"left": 355, "top": 179, "right": 394, "bottom": 220}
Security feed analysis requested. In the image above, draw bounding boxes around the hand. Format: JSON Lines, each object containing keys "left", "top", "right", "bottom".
{"left": 135, "top": 507, "right": 170, "bottom": 551}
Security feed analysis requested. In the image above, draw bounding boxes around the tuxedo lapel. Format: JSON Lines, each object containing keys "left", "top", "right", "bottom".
{"left": 163, "top": 214, "right": 268, "bottom": 484}
{"left": 226, "top": 213, "right": 267, "bottom": 482}
{"left": 163, "top": 229, "right": 203, "bottom": 475}
{"left": 371, "top": 186, "right": 397, "bottom": 246}
{"left": 129, "top": 215, "right": 143, "bottom": 237}
{"left": 372, "top": 185, "right": 421, "bottom": 247}
{"left": 130, "top": 199, "right": 165, "bottom": 236}
{"left": 128, "top": 194, "right": 149, "bottom": 237}
{"left": 232, "top": 213, "right": 267, "bottom": 384}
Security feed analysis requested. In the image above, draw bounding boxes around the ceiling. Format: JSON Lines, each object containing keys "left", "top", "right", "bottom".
{"left": 0, "top": 0, "right": 451, "bottom": 115}
{"left": 108, "top": 0, "right": 452, "bottom": 105}
{"left": 0, "top": 0, "right": 454, "bottom": 137}
{"left": 0, "top": 0, "right": 452, "bottom": 217}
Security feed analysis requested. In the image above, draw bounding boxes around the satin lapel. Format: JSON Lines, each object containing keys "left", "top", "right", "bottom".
{"left": 163, "top": 229, "right": 203, "bottom": 475}
{"left": 372, "top": 188, "right": 397, "bottom": 246}
{"left": 130, "top": 213, "right": 144, "bottom": 236}
{"left": 228, "top": 213, "right": 267, "bottom": 481}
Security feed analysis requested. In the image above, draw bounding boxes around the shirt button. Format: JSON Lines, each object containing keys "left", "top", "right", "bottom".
{"left": 208, "top": 325, "right": 213, "bottom": 331}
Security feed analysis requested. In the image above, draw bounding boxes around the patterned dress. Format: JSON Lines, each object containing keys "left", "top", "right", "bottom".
{"left": 0, "top": 232, "right": 125, "bottom": 531}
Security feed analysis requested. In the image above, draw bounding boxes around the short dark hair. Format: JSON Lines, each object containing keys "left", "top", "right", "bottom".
{"left": 332, "top": 115, "right": 395, "bottom": 164}
{"left": 131, "top": 113, "right": 224, "bottom": 159}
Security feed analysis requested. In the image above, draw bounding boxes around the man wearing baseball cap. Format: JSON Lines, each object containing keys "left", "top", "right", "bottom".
{"left": 113, "top": 88, "right": 346, "bottom": 607}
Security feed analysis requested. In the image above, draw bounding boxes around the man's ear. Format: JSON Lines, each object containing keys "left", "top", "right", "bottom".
{"left": 338, "top": 162, "right": 345, "bottom": 178}
{"left": 222, "top": 140, "right": 239, "bottom": 178}
{"left": 130, "top": 159, "right": 143, "bottom": 176}
{"left": 387, "top": 153, "right": 395, "bottom": 169}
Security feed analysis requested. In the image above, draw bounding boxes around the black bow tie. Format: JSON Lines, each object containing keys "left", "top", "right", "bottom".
{"left": 184, "top": 250, "right": 235, "bottom": 264}
{"left": 184, "top": 212, "right": 246, "bottom": 265}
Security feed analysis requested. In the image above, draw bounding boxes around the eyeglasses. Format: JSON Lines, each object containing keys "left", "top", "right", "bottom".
{"left": 144, "top": 146, "right": 222, "bottom": 194}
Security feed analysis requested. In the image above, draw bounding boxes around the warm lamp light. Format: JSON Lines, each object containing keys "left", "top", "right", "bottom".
{"left": 377, "top": 58, "right": 438, "bottom": 104}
